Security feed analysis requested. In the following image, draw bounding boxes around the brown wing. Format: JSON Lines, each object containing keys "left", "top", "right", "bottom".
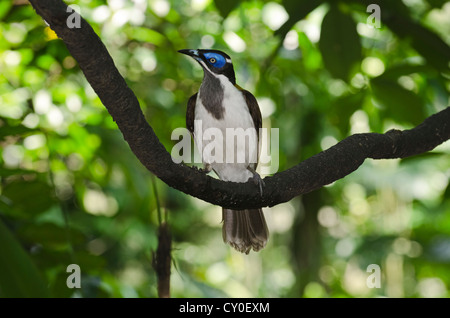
{"left": 241, "top": 89, "right": 262, "bottom": 139}
{"left": 186, "top": 93, "right": 197, "bottom": 136}
{"left": 241, "top": 89, "right": 262, "bottom": 170}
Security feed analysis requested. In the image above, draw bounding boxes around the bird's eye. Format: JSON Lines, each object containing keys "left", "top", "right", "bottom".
{"left": 209, "top": 58, "right": 216, "bottom": 64}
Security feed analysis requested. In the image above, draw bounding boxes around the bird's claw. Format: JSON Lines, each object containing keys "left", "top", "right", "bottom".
{"left": 249, "top": 171, "right": 265, "bottom": 197}
{"left": 197, "top": 163, "right": 212, "bottom": 174}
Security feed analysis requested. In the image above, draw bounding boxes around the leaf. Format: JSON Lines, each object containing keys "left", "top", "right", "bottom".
{"left": 385, "top": 16, "right": 450, "bottom": 72}
{"left": 124, "top": 27, "right": 165, "bottom": 46}
{"left": 380, "top": 64, "right": 432, "bottom": 80}
{"left": 400, "top": 152, "right": 446, "bottom": 165}
{"left": 319, "top": 6, "right": 361, "bottom": 82}
{"left": 0, "top": 1, "right": 11, "bottom": 20}
{"left": 275, "top": 0, "right": 321, "bottom": 39}
{"left": 424, "top": 0, "right": 448, "bottom": 8}
{"left": 2, "top": 180, "right": 54, "bottom": 218}
{"left": 371, "top": 76, "right": 425, "bottom": 125}
{"left": 0, "top": 124, "right": 39, "bottom": 141}
{"left": 350, "top": 0, "right": 450, "bottom": 72}
{"left": 444, "top": 181, "right": 450, "bottom": 199}
{"left": 213, "top": 0, "right": 242, "bottom": 19}
{"left": 0, "top": 218, "right": 50, "bottom": 297}
{"left": 0, "top": 167, "right": 36, "bottom": 177}
{"left": 17, "top": 223, "right": 85, "bottom": 249}
{"left": 331, "top": 90, "right": 366, "bottom": 135}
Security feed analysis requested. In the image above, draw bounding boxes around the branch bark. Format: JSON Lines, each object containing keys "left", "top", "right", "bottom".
{"left": 152, "top": 222, "right": 171, "bottom": 298}
{"left": 29, "top": 0, "right": 450, "bottom": 210}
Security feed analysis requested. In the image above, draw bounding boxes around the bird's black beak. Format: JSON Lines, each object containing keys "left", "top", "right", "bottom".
{"left": 178, "top": 49, "right": 201, "bottom": 61}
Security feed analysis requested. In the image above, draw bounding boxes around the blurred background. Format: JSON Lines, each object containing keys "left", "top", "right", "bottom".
{"left": 0, "top": 0, "right": 449, "bottom": 298}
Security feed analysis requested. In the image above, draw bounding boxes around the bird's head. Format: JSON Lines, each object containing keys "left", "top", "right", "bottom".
{"left": 178, "top": 49, "right": 236, "bottom": 85}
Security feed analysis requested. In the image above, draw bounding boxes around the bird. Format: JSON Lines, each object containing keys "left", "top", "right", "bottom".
{"left": 178, "top": 49, "right": 269, "bottom": 254}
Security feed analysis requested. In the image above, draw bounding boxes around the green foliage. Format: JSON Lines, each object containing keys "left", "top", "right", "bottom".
{"left": 319, "top": 4, "right": 361, "bottom": 81}
{"left": 371, "top": 76, "right": 426, "bottom": 125}
{"left": 0, "top": 0, "right": 449, "bottom": 298}
{"left": 213, "top": 0, "right": 241, "bottom": 19}
{"left": 0, "top": 218, "right": 49, "bottom": 297}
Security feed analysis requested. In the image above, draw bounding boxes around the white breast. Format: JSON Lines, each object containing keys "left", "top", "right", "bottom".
{"left": 194, "top": 75, "right": 258, "bottom": 183}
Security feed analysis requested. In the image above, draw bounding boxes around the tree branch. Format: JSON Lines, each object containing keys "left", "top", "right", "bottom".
{"left": 29, "top": 0, "right": 450, "bottom": 210}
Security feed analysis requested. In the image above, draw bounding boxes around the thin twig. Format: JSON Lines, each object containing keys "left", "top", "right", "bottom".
{"left": 153, "top": 222, "right": 171, "bottom": 298}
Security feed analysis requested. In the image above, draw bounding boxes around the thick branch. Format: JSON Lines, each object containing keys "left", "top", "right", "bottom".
{"left": 29, "top": 0, "right": 450, "bottom": 210}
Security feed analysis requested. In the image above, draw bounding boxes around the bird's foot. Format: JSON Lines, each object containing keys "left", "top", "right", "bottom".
{"left": 197, "top": 163, "right": 212, "bottom": 174}
{"left": 248, "top": 167, "right": 265, "bottom": 197}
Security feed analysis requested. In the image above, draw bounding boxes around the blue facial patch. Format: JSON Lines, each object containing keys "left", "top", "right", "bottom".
{"left": 203, "top": 52, "right": 227, "bottom": 68}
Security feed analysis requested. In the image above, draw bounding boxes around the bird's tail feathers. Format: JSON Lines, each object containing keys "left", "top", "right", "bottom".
{"left": 222, "top": 208, "right": 269, "bottom": 254}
